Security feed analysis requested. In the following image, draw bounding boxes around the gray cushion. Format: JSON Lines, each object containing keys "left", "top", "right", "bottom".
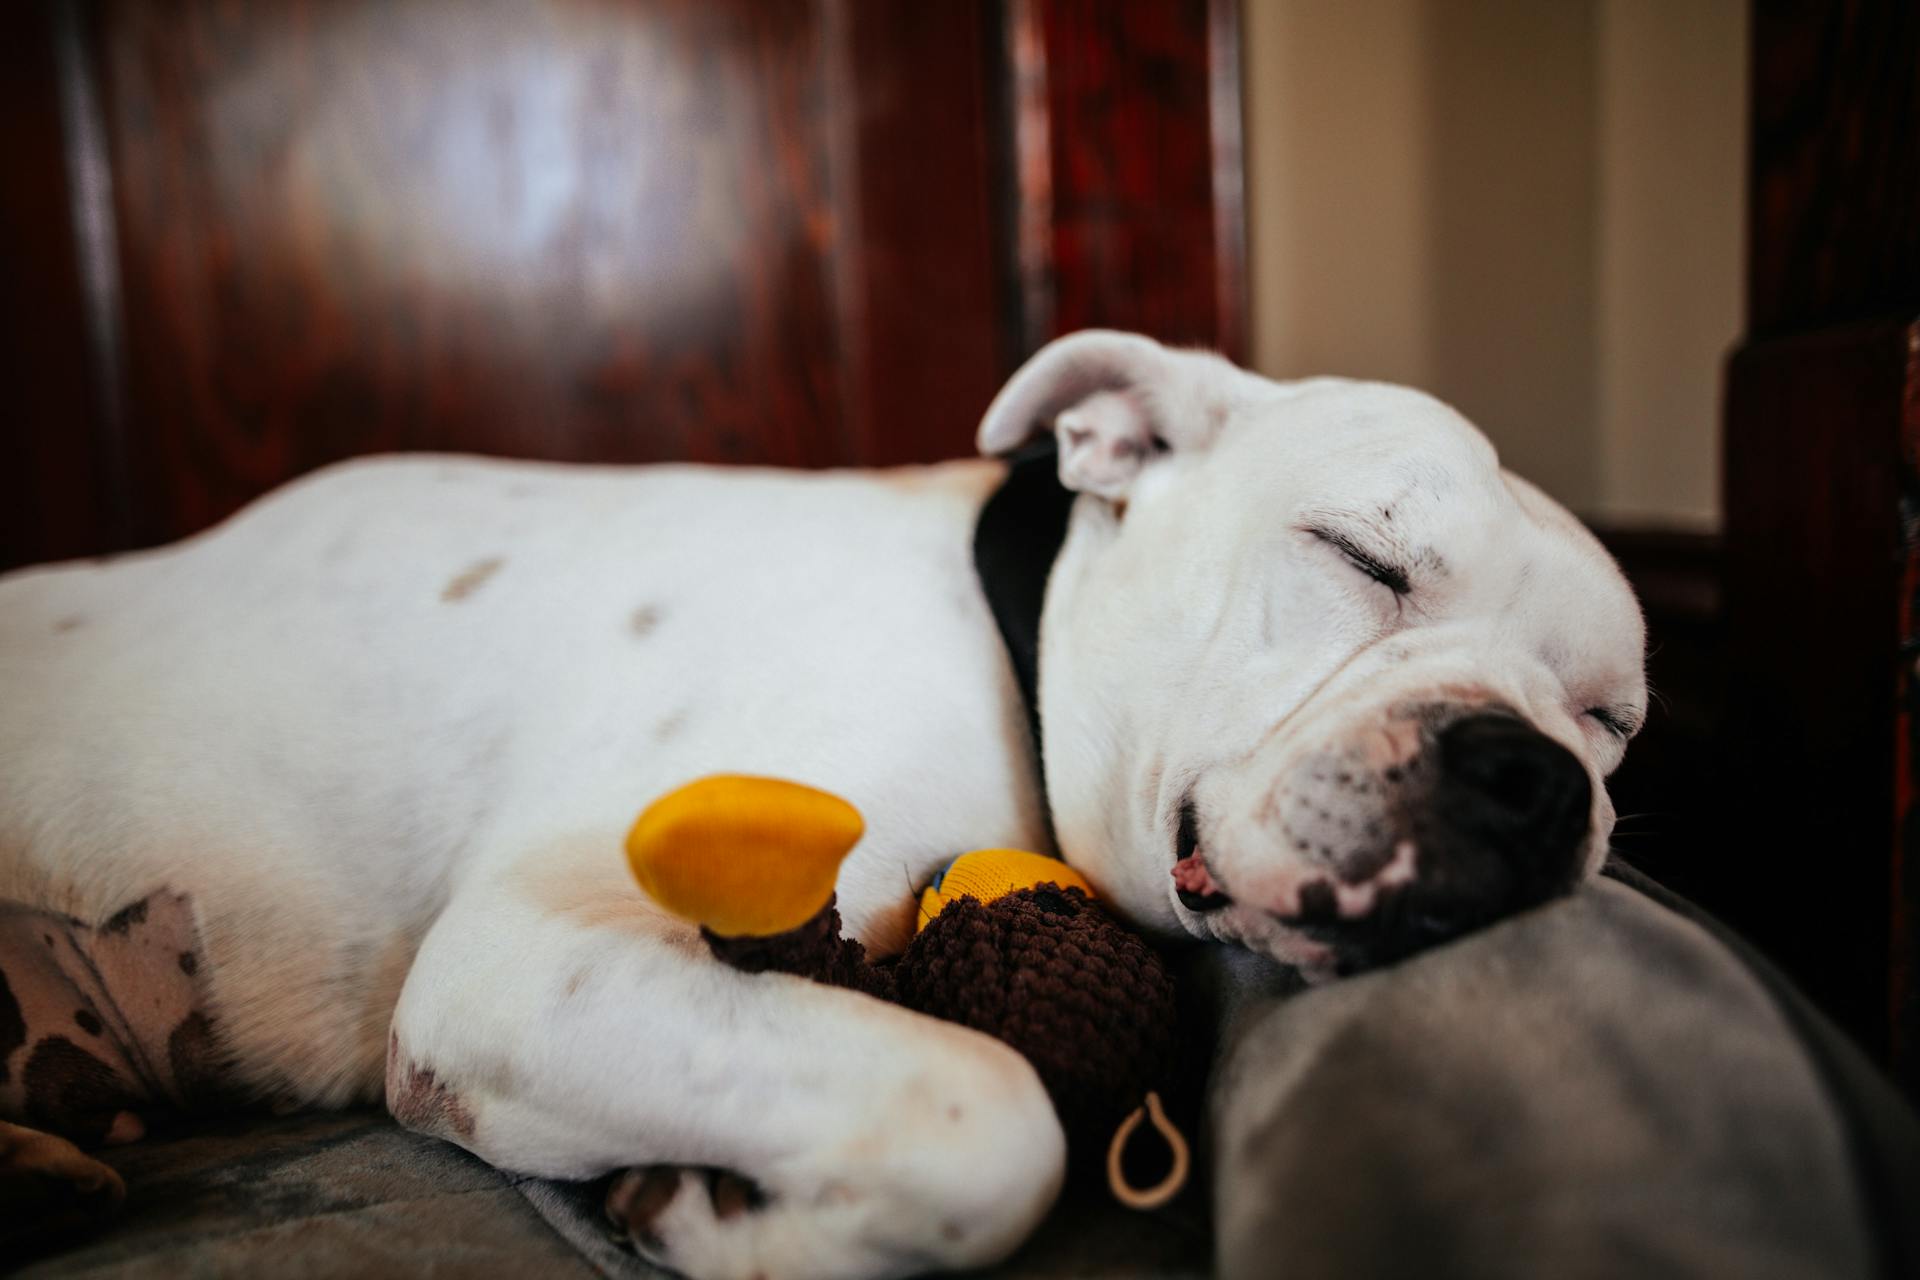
{"left": 18, "top": 873, "right": 1917, "bottom": 1278}
{"left": 1205, "top": 876, "right": 1898, "bottom": 1279}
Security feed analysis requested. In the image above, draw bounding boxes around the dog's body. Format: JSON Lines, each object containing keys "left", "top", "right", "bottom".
{"left": 0, "top": 333, "right": 1646, "bottom": 1278}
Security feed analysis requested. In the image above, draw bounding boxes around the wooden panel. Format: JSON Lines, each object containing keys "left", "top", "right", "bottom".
{"left": 1748, "top": 0, "right": 1920, "bottom": 335}
{"left": 1733, "top": 0, "right": 1920, "bottom": 1088}
{"left": 3, "top": 0, "right": 1248, "bottom": 558}
{"left": 1720, "top": 319, "right": 1914, "bottom": 1071}
{"left": 0, "top": 0, "right": 122, "bottom": 570}
{"left": 97, "top": 0, "right": 852, "bottom": 546}
{"left": 833, "top": 1, "right": 1006, "bottom": 467}
{"left": 1017, "top": 0, "right": 1244, "bottom": 359}
{"left": 1896, "top": 324, "right": 1920, "bottom": 1090}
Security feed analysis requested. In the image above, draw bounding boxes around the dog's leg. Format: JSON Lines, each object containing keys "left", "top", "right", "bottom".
{"left": 389, "top": 846, "right": 1066, "bottom": 1280}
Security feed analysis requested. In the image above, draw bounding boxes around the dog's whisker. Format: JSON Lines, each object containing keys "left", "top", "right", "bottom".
{"left": 1610, "top": 811, "right": 1671, "bottom": 826}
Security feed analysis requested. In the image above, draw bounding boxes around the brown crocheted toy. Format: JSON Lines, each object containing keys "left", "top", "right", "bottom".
{"left": 626, "top": 775, "right": 1188, "bottom": 1209}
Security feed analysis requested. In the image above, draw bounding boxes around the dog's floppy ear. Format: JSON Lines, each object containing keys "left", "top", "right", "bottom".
{"left": 977, "top": 330, "right": 1250, "bottom": 500}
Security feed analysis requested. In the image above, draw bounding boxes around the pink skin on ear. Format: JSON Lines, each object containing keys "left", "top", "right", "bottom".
{"left": 1056, "top": 389, "right": 1154, "bottom": 500}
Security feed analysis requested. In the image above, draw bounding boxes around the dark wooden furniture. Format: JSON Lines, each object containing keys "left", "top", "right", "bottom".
{"left": 1594, "top": 530, "right": 1723, "bottom": 912}
{"left": 1718, "top": 0, "right": 1920, "bottom": 1090}
{"left": 0, "top": 0, "right": 1243, "bottom": 571}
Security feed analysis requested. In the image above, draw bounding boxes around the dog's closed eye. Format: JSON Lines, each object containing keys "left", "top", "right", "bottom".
{"left": 1305, "top": 525, "right": 1412, "bottom": 597}
{"left": 1583, "top": 706, "right": 1640, "bottom": 741}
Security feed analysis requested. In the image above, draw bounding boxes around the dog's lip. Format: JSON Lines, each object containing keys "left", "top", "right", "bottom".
{"left": 1172, "top": 796, "right": 1233, "bottom": 912}
{"left": 1175, "top": 795, "right": 1201, "bottom": 861}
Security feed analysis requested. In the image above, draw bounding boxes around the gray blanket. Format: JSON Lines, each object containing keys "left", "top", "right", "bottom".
{"left": 16, "top": 872, "right": 1918, "bottom": 1278}
{"left": 12, "top": 1112, "right": 1208, "bottom": 1277}
{"left": 1206, "top": 871, "right": 1918, "bottom": 1279}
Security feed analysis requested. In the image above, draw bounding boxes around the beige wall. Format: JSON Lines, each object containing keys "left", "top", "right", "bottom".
{"left": 1242, "top": 0, "right": 1744, "bottom": 530}
{"left": 1593, "top": 0, "right": 1744, "bottom": 528}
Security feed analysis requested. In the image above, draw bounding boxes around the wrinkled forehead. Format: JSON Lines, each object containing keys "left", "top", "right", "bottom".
{"left": 1218, "top": 378, "right": 1501, "bottom": 491}
{"left": 1191, "top": 379, "right": 1509, "bottom": 539}
{"left": 1193, "top": 378, "right": 1646, "bottom": 668}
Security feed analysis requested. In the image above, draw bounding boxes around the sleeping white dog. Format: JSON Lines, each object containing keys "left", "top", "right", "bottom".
{"left": 0, "top": 331, "right": 1644, "bottom": 1278}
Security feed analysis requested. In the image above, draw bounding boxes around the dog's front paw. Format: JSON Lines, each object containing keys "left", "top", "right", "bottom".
{"left": 606, "top": 1165, "right": 770, "bottom": 1278}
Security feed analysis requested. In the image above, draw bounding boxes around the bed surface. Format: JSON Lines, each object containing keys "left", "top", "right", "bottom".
{"left": 12, "top": 868, "right": 1917, "bottom": 1279}
{"left": 9, "top": 1108, "right": 1210, "bottom": 1278}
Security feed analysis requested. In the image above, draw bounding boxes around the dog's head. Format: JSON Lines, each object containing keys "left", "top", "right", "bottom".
{"left": 980, "top": 331, "right": 1646, "bottom": 978}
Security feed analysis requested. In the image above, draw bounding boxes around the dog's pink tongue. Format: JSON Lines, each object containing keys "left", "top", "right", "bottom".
{"left": 1172, "top": 854, "right": 1222, "bottom": 897}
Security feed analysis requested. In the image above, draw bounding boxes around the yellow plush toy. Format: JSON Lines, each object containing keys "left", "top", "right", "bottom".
{"left": 625, "top": 774, "right": 865, "bottom": 937}
{"left": 626, "top": 774, "right": 1189, "bottom": 1211}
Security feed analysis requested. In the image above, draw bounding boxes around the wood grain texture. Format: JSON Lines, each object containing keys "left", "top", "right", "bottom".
{"left": 1748, "top": 0, "right": 1920, "bottom": 335}
{"left": 830, "top": 0, "right": 1006, "bottom": 467}
{"left": 1025, "top": 0, "right": 1244, "bottom": 359}
{"left": 0, "top": 0, "right": 121, "bottom": 570}
{"left": 98, "top": 0, "right": 851, "bottom": 546}
{"left": 6, "top": 0, "right": 1246, "bottom": 561}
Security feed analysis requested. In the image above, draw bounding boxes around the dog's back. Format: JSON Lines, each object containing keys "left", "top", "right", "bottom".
{"left": 1, "top": 453, "right": 1042, "bottom": 1113}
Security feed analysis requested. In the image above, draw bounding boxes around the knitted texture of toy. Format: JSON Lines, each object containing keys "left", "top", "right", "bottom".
{"left": 625, "top": 774, "right": 1189, "bottom": 1209}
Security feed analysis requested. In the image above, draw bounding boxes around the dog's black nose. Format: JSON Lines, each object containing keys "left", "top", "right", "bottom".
{"left": 1306, "top": 716, "right": 1593, "bottom": 970}
{"left": 1436, "top": 713, "right": 1591, "bottom": 873}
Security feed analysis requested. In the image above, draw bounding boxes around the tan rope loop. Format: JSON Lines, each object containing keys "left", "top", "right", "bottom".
{"left": 1106, "top": 1091, "right": 1190, "bottom": 1211}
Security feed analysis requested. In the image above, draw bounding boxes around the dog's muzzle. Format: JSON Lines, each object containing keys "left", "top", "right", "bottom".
{"left": 1182, "top": 709, "right": 1593, "bottom": 970}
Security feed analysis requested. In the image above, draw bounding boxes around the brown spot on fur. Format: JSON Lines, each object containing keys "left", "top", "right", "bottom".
{"left": 564, "top": 968, "right": 590, "bottom": 998}
{"left": 178, "top": 951, "right": 198, "bottom": 976}
{"left": 441, "top": 557, "right": 504, "bottom": 602}
{"left": 73, "top": 1009, "right": 102, "bottom": 1037}
{"left": 387, "top": 1051, "right": 476, "bottom": 1142}
{"left": 52, "top": 616, "right": 85, "bottom": 634}
{"left": 22, "top": 1037, "right": 137, "bottom": 1141}
{"left": 653, "top": 709, "right": 690, "bottom": 742}
{"left": 99, "top": 899, "right": 147, "bottom": 935}
{"left": 629, "top": 604, "right": 664, "bottom": 637}
{"left": 875, "top": 466, "right": 938, "bottom": 493}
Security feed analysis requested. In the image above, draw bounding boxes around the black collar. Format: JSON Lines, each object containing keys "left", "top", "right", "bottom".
{"left": 971, "top": 442, "right": 1076, "bottom": 833}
